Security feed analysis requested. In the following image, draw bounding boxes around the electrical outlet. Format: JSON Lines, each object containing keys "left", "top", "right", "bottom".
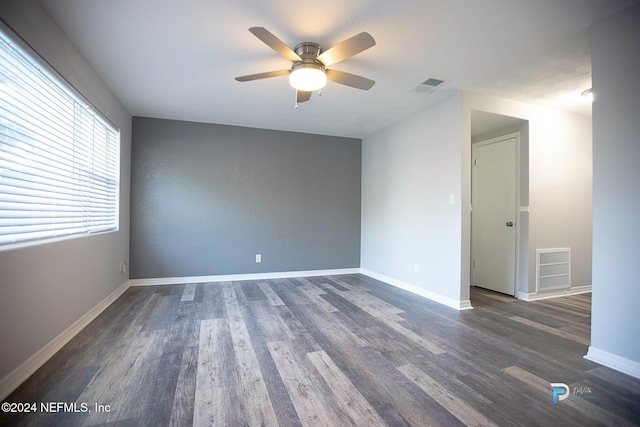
{"left": 256, "top": 254, "right": 261, "bottom": 263}
{"left": 119, "top": 261, "right": 127, "bottom": 274}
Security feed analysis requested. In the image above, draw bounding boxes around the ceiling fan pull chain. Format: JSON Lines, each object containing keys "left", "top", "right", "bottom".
{"left": 294, "top": 90, "right": 299, "bottom": 109}
{"left": 318, "top": 89, "right": 322, "bottom": 97}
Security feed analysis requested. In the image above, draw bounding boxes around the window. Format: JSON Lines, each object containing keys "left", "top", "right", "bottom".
{"left": 0, "top": 28, "right": 120, "bottom": 250}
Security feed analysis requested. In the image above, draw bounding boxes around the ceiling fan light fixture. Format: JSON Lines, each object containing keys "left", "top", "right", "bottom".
{"left": 236, "top": 27, "right": 376, "bottom": 102}
{"left": 289, "top": 63, "right": 327, "bottom": 91}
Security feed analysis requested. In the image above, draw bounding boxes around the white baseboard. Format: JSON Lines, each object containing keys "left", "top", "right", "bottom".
{"left": 128, "top": 268, "right": 361, "bottom": 287}
{"left": 458, "top": 299, "right": 474, "bottom": 310}
{"left": 516, "top": 285, "right": 591, "bottom": 301}
{"left": 0, "top": 280, "right": 130, "bottom": 401}
{"left": 585, "top": 346, "right": 640, "bottom": 379}
{"left": 360, "top": 269, "right": 473, "bottom": 311}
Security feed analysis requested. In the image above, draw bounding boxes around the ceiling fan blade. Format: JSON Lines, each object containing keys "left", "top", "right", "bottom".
{"left": 326, "top": 69, "right": 375, "bottom": 90}
{"left": 249, "top": 27, "right": 302, "bottom": 62}
{"left": 296, "top": 90, "right": 312, "bottom": 103}
{"left": 317, "top": 32, "right": 375, "bottom": 66}
{"left": 235, "top": 70, "right": 290, "bottom": 82}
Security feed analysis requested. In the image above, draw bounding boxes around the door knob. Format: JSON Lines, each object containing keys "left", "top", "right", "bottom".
{"left": 506, "top": 221, "right": 514, "bottom": 227}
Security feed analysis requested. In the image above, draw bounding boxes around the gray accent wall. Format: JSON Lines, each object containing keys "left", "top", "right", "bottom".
{"left": 130, "top": 117, "right": 361, "bottom": 279}
{"left": 589, "top": 3, "right": 640, "bottom": 372}
{"left": 0, "top": 0, "right": 131, "bottom": 383}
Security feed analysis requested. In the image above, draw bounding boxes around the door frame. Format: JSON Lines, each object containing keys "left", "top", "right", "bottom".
{"left": 471, "top": 132, "right": 521, "bottom": 295}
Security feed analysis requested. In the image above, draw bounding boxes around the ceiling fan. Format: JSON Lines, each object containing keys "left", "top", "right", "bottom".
{"left": 235, "top": 27, "right": 376, "bottom": 106}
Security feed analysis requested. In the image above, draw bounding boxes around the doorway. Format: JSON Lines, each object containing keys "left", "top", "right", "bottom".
{"left": 471, "top": 134, "right": 518, "bottom": 295}
{"left": 468, "top": 110, "right": 529, "bottom": 302}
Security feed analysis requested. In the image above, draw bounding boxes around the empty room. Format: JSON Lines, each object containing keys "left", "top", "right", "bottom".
{"left": 1, "top": 0, "right": 639, "bottom": 426}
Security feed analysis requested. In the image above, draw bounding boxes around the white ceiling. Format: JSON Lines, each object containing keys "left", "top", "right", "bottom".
{"left": 37, "top": 0, "right": 636, "bottom": 138}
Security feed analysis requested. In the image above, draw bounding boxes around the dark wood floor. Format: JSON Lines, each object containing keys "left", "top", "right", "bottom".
{"left": 2, "top": 274, "right": 639, "bottom": 426}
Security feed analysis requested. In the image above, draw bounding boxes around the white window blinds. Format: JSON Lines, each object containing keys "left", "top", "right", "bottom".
{"left": 0, "top": 28, "right": 120, "bottom": 250}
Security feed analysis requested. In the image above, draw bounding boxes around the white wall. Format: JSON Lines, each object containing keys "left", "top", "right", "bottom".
{"left": 0, "top": 0, "right": 132, "bottom": 392}
{"left": 462, "top": 92, "right": 592, "bottom": 296}
{"left": 587, "top": 2, "right": 640, "bottom": 377}
{"left": 361, "top": 89, "right": 591, "bottom": 309}
{"left": 361, "top": 94, "right": 465, "bottom": 308}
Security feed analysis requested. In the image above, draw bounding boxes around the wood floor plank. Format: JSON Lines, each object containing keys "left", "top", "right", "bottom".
{"left": 144, "top": 289, "right": 181, "bottom": 330}
{"left": 271, "top": 278, "right": 314, "bottom": 305}
{"left": 360, "top": 324, "right": 496, "bottom": 410}
{"left": 319, "top": 282, "right": 446, "bottom": 354}
{"left": 239, "top": 281, "right": 268, "bottom": 301}
{"left": 325, "top": 275, "right": 374, "bottom": 293}
{"left": 180, "top": 283, "right": 197, "bottom": 301}
{"left": 357, "top": 324, "right": 427, "bottom": 367}
{"left": 319, "top": 291, "right": 378, "bottom": 329}
{"left": 267, "top": 341, "right": 349, "bottom": 427}
{"left": 222, "top": 283, "right": 279, "bottom": 426}
{"left": 329, "top": 345, "right": 465, "bottom": 427}
{"left": 249, "top": 300, "right": 294, "bottom": 343}
{"left": 472, "top": 288, "right": 517, "bottom": 303}
{"left": 531, "top": 298, "right": 592, "bottom": 320}
{"left": 306, "top": 350, "right": 387, "bottom": 426}
{"left": 297, "top": 283, "right": 340, "bottom": 313}
{"left": 168, "top": 302, "right": 201, "bottom": 427}
{"left": 200, "top": 283, "right": 226, "bottom": 319}
{"left": 78, "top": 329, "right": 168, "bottom": 424}
{"left": 587, "top": 366, "right": 640, "bottom": 396}
{"left": 320, "top": 282, "right": 405, "bottom": 320}
{"left": 240, "top": 301, "right": 303, "bottom": 427}
{"left": 306, "top": 275, "right": 350, "bottom": 291}
{"left": 380, "top": 317, "right": 446, "bottom": 355}
{"left": 560, "top": 323, "right": 591, "bottom": 340}
{"left": 291, "top": 277, "right": 321, "bottom": 289}
{"left": 577, "top": 377, "right": 640, "bottom": 424}
{"left": 509, "top": 315, "right": 591, "bottom": 345}
{"left": 398, "top": 363, "right": 496, "bottom": 427}
{"left": 193, "top": 318, "right": 236, "bottom": 427}
{"left": 144, "top": 299, "right": 198, "bottom": 425}
{"left": 286, "top": 299, "right": 368, "bottom": 350}
{"left": 258, "top": 281, "right": 285, "bottom": 306}
{"left": 281, "top": 301, "right": 463, "bottom": 426}
{"left": 541, "top": 294, "right": 591, "bottom": 313}
{"left": 168, "top": 329, "right": 199, "bottom": 427}
{"left": 276, "top": 305, "right": 323, "bottom": 354}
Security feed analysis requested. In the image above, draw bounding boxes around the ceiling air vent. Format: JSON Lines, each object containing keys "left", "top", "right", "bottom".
{"left": 411, "top": 77, "right": 444, "bottom": 93}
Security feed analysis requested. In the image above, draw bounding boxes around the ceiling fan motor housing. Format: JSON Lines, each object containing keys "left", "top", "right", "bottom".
{"left": 291, "top": 42, "right": 325, "bottom": 71}
{"left": 294, "top": 42, "right": 322, "bottom": 60}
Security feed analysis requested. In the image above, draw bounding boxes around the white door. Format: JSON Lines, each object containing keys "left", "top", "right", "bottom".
{"left": 472, "top": 136, "right": 517, "bottom": 295}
